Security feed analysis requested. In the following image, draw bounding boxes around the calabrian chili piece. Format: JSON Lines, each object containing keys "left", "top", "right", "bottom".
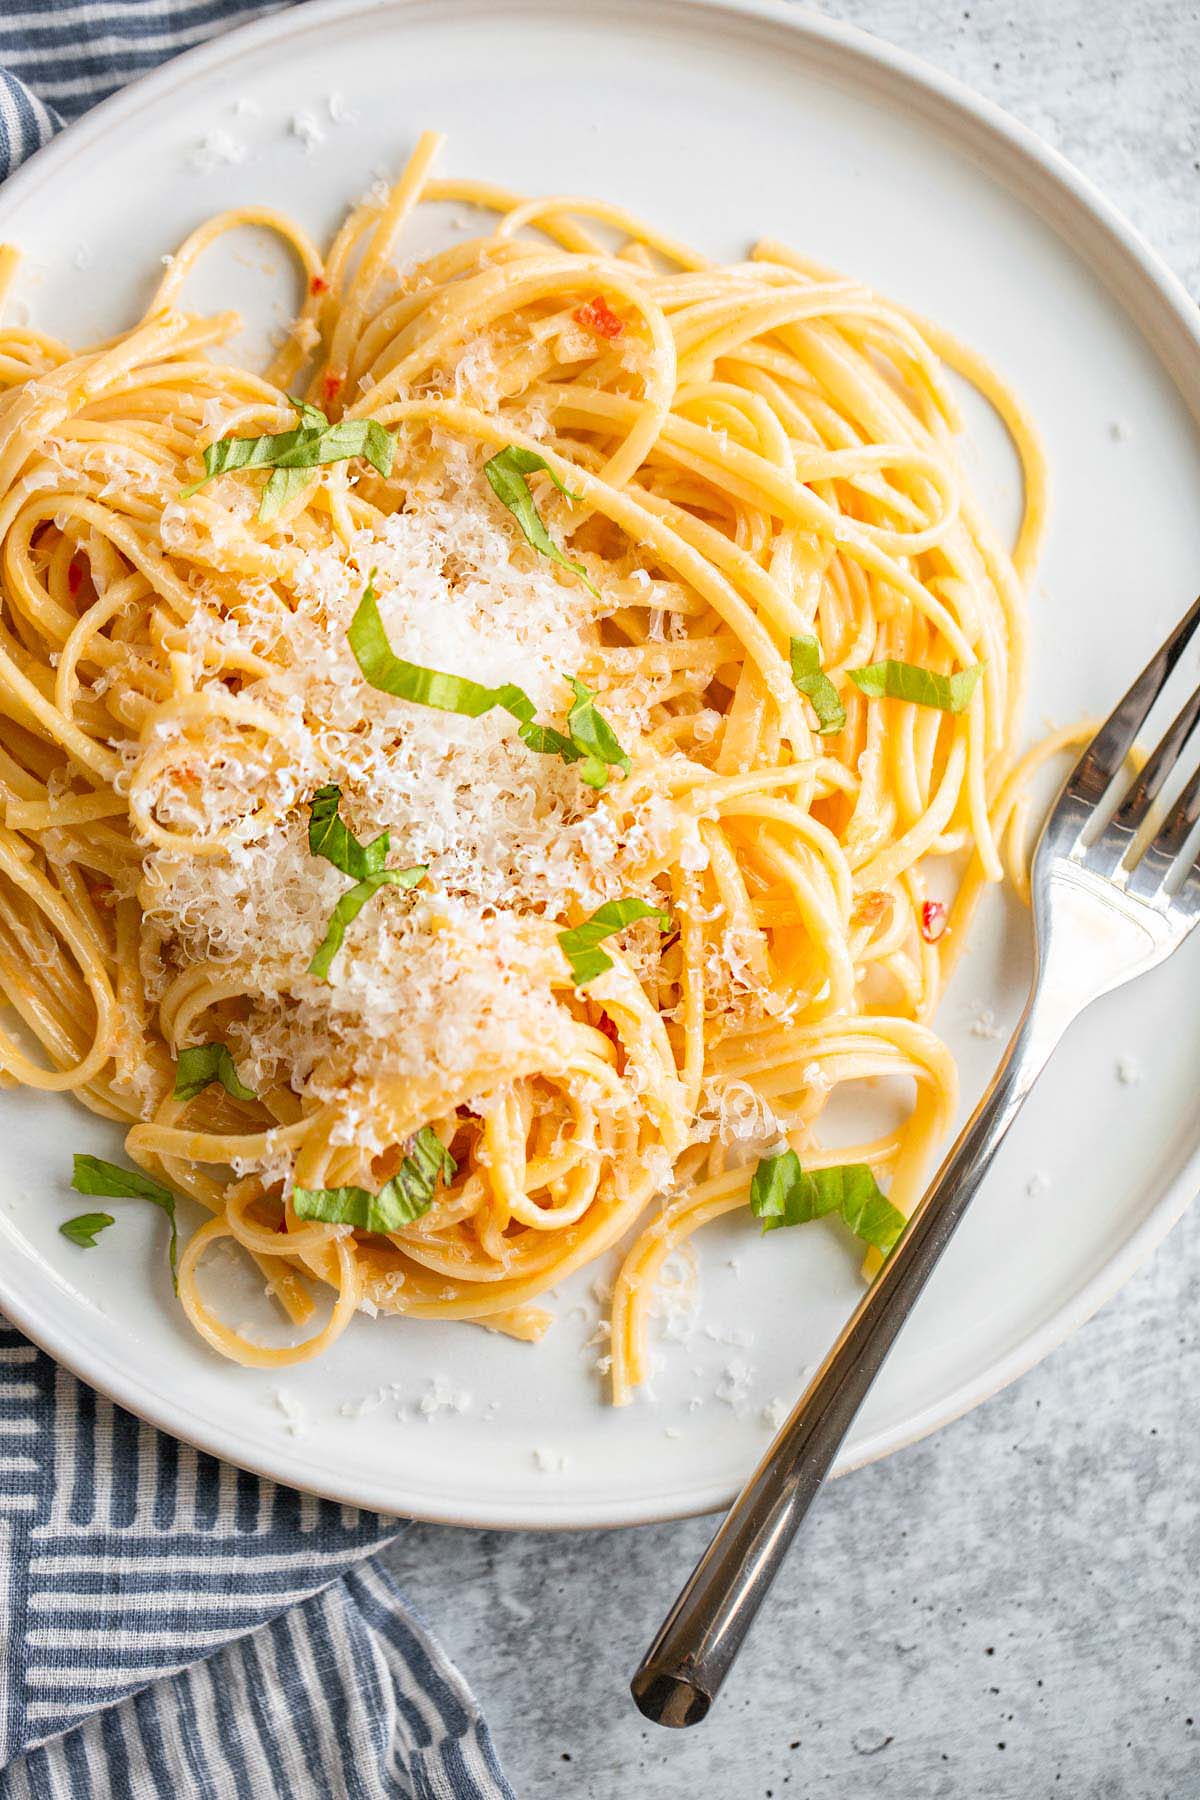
{"left": 573, "top": 296, "right": 624, "bottom": 341}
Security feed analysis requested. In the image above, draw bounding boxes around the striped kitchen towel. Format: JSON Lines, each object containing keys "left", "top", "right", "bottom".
{"left": 0, "top": 6, "right": 516, "bottom": 1796}
{"left": 0, "top": 1319, "right": 514, "bottom": 1795}
{"left": 0, "top": 1320, "right": 515, "bottom": 1793}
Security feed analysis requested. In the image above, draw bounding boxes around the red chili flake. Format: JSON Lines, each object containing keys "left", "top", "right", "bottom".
{"left": 596, "top": 1010, "right": 620, "bottom": 1048}
{"left": 309, "top": 274, "right": 329, "bottom": 296}
{"left": 573, "top": 296, "right": 624, "bottom": 341}
{"left": 172, "top": 764, "right": 201, "bottom": 790}
{"left": 852, "top": 890, "right": 892, "bottom": 929}
{"left": 920, "top": 900, "right": 948, "bottom": 944}
{"left": 67, "top": 560, "right": 83, "bottom": 596}
{"left": 321, "top": 371, "right": 343, "bottom": 402}
{"left": 88, "top": 881, "right": 116, "bottom": 910}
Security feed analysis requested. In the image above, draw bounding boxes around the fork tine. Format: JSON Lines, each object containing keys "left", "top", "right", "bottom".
{"left": 1178, "top": 832, "right": 1200, "bottom": 916}
{"left": 1064, "top": 592, "right": 1200, "bottom": 814}
{"left": 1112, "top": 681, "right": 1200, "bottom": 832}
{"left": 1088, "top": 679, "right": 1200, "bottom": 877}
{"left": 1125, "top": 751, "right": 1200, "bottom": 900}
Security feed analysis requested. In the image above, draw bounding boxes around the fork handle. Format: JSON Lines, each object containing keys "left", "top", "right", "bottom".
{"left": 631, "top": 991, "right": 1068, "bottom": 1728}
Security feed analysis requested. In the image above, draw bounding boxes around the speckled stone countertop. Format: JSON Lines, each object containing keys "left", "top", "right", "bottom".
{"left": 384, "top": 5, "right": 1200, "bottom": 1794}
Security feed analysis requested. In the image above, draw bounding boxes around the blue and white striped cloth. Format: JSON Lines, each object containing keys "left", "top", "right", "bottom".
{"left": 0, "top": 1324, "right": 514, "bottom": 1795}
{"left": 0, "top": 7, "right": 516, "bottom": 1795}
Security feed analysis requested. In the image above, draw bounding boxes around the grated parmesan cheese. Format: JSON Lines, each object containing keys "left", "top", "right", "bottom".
{"left": 714, "top": 1359, "right": 754, "bottom": 1411}
{"left": 703, "top": 1324, "right": 755, "bottom": 1350}
{"left": 190, "top": 129, "right": 248, "bottom": 173}
{"left": 118, "top": 398, "right": 767, "bottom": 1224}
{"left": 134, "top": 461, "right": 701, "bottom": 1142}
{"left": 968, "top": 1003, "right": 1003, "bottom": 1041}
{"left": 289, "top": 110, "right": 326, "bottom": 154}
{"left": 339, "top": 1387, "right": 386, "bottom": 1418}
{"left": 417, "top": 1376, "right": 472, "bottom": 1419}
{"left": 271, "top": 1387, "right": 308, "bottom": 1436}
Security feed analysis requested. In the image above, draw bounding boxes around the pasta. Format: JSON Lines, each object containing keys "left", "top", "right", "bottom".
{"left": 0, "top": 131, "right": 1053, "bottom": 1400}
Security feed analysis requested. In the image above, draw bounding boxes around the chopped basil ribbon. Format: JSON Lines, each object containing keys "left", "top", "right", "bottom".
{"left": 749, "top": 1148, "right": 906, "bottom": 1255}
{"left": 71, "top": 1154, "right": 180, "bottom": 1289}
{"left": 308, "top": 781, "right": 390, "bottom": 879}
{"left": 174, "top": 1042, "right": 257, "bottom": 1105}
{"left": 306, "top": 785, "right": 426, "bottom": 981}
{"left": 848, "top": 659, "right": 983, "bottom": 714}
{"left": 566, "top": 678, "right": 631, "bottom": 787}
{"left": 348, "top": 576, "right": 629, "bottom": 788}
{"left": 59, "top": 1212, "right": 114, "bottom": 1249}
{"left": 308, "top": 868, "right": 427, "bottom": 980}
{"left": 181, "top": 399, "right": 395, "bottom": 523}
{"left": 292, "top": 1127, "right": 457, "bottom": 1232}
{"left": 558, "top": 897, "right": 672, "bottom": 986}
{"left": 789, "top": 635, "right": 846, "bottom": 735}
{"left": 483, "top": 446, "right": 599, "bottom": 598}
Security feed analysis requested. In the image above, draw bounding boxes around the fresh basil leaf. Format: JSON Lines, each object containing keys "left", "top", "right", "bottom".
{"left": 566, "top": 678, "right": 630, "bottom": 788}
{"left": 350, "top": 575, "right": 518, "bottom": 716}
{"left": 789, "top": 635, "right": 846, "bottom": 735}
{"left": 847, "top": 659, "right": 982, "bottom": 714}
{"left": 182, "top": 400, "right": 395, "bottom": 521}
{"left": 306, "top": 776, "right": 425, "bottom": 980}
{"left": 277, "top": 416, "right": 393, "bottom": 478}
{"left": 385, "top": 1125, "right": 457, "bottom": 1221}
{"left": 180, "top": 425, "right": 310, "bottom": 491}
{"left": 488, "top": 444, "right": 581, "bottom": 503}
{"left": 293, "top": 399, "right": 330, "bottom": 430}
{"left": 292, "top": 1126, "right": 457, "bottom": 1232}
{"left": 292, "top": 1182, "right": 387, "bottom": 1229}
{"left": 258, "top": 465, "right": 314, "bottom": 523}
{"left": 71, "top": 1154, "right": 179, "bottom": 1288}
{"left": 516, "top": 717, "right": 583, "bottom": 763}
{"left": 308, "top": 783, "right": 390, "bottom": 880}
{"left": 174, "top": 1043, "right": 257, "bottom": 1105}
{"left": 483, "top": 446, "right": 599, "bottom": 598}
{"left": 59, "top": 1211, "right": 114, "bottom": 1249}
{"left": 349, "top": 577, "right": 623, "bottom": 786}
{"left": 558, "top": 897, "right": 672, "bottom": 986}
{"left": 749, "top": 1148, "right": 906, "bottom": 1254}
{"left": 308, "top": 866, "right": 427, "bottom": 981}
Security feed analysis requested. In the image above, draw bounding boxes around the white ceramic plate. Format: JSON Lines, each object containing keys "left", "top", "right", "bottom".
{"left": 1, "top": 0, "right": 1199, "bottom": 1529}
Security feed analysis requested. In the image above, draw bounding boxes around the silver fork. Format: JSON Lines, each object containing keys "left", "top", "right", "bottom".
{"left": 632, "top": 594, "right": 1200, "bottom": 1729}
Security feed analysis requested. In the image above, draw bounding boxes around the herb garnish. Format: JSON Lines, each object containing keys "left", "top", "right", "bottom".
{"left": 749, "top": 1148, "right": 906, "bottom": 1255}
{"left": 181, "top": 399, "right": 394, "bottom": 522}
{"left": 292, "top": 1127, "right": 456, "bottom": 1232}
{"left": 848, "top": 659, "right": 982, "bottom": 714}
{"left": 789, "top": 635, "right": 847, "bottom": 735}
{"left": 565, "top": 679, "right": 632, "bottom": 787}
{"left": 558, "top": 898, "right": 672, "bottom": 986}
{"left": 347, "top": 576, "right": 629, "bottom": 789}
{"left": 70, "top": 1155, "right": 180, "bottom": 1289}
{"left": 483, "top": 446, "right": 598, "bottom": 597}
{"left": 59, "top": 1212, "right": 114, "bottom": 1249}
{"left": 305, "top": 784, "right": 426, "bottom": 981}
{"left": 174, "top": 1043, "right": 257, "bottom": 1105}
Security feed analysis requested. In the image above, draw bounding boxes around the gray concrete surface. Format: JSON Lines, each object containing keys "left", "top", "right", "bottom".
{"left": 384, "top": 5, "right": 1200, "bottom": 1795}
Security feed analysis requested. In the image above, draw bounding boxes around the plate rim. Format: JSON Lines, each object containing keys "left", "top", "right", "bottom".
{"left": 0, "top": 0, "right": 1197, "bottom": 1529}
